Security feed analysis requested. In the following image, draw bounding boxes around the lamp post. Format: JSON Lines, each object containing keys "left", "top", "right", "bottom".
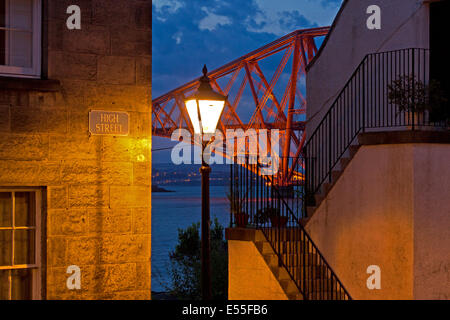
{"left": 185, "top": 65, "right": 227, "bottom": 300}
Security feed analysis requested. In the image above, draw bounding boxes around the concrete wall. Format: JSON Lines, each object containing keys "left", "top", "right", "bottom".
{"left": 228, "top": 240, "right": 288, "bottom": 300}
{"left": 413, "top": 144, "right": 450, "bottom": 300}
{"left": 305, "top": 143, "right": 450, "bottom": 300}
{"left": 0, "top": 0, "right": 151, "bottom": 299}
{"left": 307, "top": 0, "right": 430, "bottom": 136}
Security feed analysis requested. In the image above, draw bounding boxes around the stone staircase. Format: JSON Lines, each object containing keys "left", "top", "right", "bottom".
{"left": 305, "top": 140, "right": 362, "bottom": 221}
{"left": 253, "top": 229, "right": 349, "bottom": 300}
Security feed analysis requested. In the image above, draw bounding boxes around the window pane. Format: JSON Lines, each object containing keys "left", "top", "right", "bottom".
{"left": 0, "top": 0, "right": 5, "bottom": 65}
{"left": 15, "top": 192, "right": 35, "bottom": 227}
{"left": 0, "top": 192, "right": 12, "bottom": 227}
{"left": 0, "top": 270, "right": 10, "bottom": 299}
{"left": 0, "top": 230, "right": 12, "bottom": 266}
{"left": 0, "top": 0, "right": 5, "bottom": 28}
{"left": 0, "top": 30, "right": 5, "bottom": 65}
{"left": 9, "top": 30, "right": 32, "bottom": 68}
{"left": 11, "top": 269, "right": 32, "bottom": 300}
{"left": 14, "top": 230, "right": 35, "bottom": 265}
{"left": 10, "top": 0, "right": 33, "bottom": 31}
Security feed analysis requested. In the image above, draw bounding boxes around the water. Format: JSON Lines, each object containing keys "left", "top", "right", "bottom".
{"left": 151, "top": 184, "right": 229, "bottom": 292}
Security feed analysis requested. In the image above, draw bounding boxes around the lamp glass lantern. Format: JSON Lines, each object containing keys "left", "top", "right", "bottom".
{"left": 185, "top": 66, "right": 227, "bottom": 135}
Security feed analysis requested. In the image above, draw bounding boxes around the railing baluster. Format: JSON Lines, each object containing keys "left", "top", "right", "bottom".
{"left": 362, "top": 58, "right": 366, "bottom": 132}
{"left": 412, "top": 49, "right": 415, "bottom": 130}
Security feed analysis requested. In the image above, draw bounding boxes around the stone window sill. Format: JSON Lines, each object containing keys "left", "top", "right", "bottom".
{"left": 0, "top": 76, "right": 61, "bottom": 92}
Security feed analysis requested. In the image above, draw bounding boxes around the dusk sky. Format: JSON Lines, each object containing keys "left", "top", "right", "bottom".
{"left": 152, "top": 0, "right": 343, "bottom": 162}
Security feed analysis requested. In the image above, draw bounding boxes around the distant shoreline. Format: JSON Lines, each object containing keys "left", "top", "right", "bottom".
{"left": 152, "top": 185, "right": 175, "bottom": 193}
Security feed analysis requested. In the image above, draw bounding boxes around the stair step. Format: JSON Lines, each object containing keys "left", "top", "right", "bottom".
{"left": 320, "top": 182, "right": 333, "bottom": 196}
{"left": 281, "top": 280, "right": 346, "bottom": 300}
{"left": 273, "top": 266, "right": 347, "bottom": 300}
{"left": 306, "top": 206, "right": 316, "bottom": 217}
{"left": 331, "top": 170, "right": 342, "bottom": 183}
{"left": 298, "top": 278, "right": 336, "bottom": 291}
{"left": 279, "top": 279, "right": 299, "bottom": 295}
{"left": 290, "top": 265, "right": 329, "bottom": 279}
{"left": 314, "top": 193, "right": 324, "bottom": 205}
{"left": 262, "top": 228, "right": 304, "bottom": 241}
{"left": 278, "top": 247, "right": 310, "bottom": 255}
{"left": 253, "top": 230, "right": 267, "bottom": 242}
{"left": 349, "top": 145, "right": 360, "bottom": 158}
{"left": 340, "top": 157, "right": 350, "bottom": 170}
{"left": 331, "top": 170, "right": 342, "bottom": 185}
{"left": 262, "top": 253, "right": 278, "bottom": 267}
{"left": 287, "top": 293, "right": 304, "bottom": 300}
{"left": 299, "top": 217, "right": 309, "bottom": 227}
{"left": 307, "top": 291, "right": 348, "bottom": 300}
{"left": 278, "top": 241, "right": 310, "bottom": 253}
{"left": 255, "top": 241, "right": 273, "bottom": 254}
{"left": 279, "top": 253, "right": 319, "bottom": 266}
{"left": 272, "top": 266, "right": 291, "bottom": 281}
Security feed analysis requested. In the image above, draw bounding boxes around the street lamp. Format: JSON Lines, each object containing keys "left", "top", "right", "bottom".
{"left": 185, "top": 65, "right": 227, "bottom": 300}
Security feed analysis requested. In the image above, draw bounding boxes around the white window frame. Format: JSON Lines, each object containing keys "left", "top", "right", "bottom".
{"left": 0, "top": 0, "right": 41, "bottom": 78}
{"left": 0, "top": 188, "right": 42, "bottom": 300}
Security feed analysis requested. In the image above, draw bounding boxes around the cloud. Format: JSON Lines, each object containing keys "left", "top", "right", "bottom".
{"left": 152, "top": 0, "right": 272, "bottom": 96}
{"left": 152, "top": 0, "right": 184, "bottom": 14}
{"left": 152, "top": 0, "right": 185, "bottom": 22}
{"left": 198, "top": 7, "right": 232, "bottom": 31}
{"left": 320, "top": 0, "right": 343, "bottom": 9}
{"left": 172, "top": 31, "right": 183, "bottom": 44}
{"left": 151, "top": 0, "right": 342, "bottom": 97}
{"left": 247, "top": 9, "right": 317, "bottom": 35}
{"left": 279, "top": 11, "right": 317, "bottom": 30}
{"left": 252, "top": 0, "right": 342, "bottom": 29}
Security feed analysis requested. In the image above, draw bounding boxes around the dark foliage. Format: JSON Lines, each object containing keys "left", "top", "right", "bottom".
{"left": 388, "top": 75, "right": 449, "bottom": 123}
{"left": 166, "top": 218, "right": 228, "bottom": 300}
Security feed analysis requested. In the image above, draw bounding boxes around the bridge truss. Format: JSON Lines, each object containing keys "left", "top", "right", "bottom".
{"left": 152, "top": 27, "right": 330, "bottom": 184}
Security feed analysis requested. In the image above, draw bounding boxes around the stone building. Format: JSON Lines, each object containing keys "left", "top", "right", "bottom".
{"left": 0, "top": 0, "right": 152, "bottom": 299}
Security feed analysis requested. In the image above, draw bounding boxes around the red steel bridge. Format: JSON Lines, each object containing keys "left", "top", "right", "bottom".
{"left": 152, "top": 27, "right": 330, "bottom": 184}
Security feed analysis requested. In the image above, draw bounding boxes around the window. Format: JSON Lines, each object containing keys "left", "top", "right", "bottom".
{"left": 0, "top": 0, "right": 41, "bottom": 78}
{"left": 0, "top": 189, "right": 42, "bottom": 300}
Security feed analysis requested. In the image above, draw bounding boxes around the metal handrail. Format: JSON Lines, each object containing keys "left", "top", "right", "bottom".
{"left": 304, "top": 48, "right": 435, "bottom": 202}
{"left": 230, "top": 157, "right": 351, "bottom": 300}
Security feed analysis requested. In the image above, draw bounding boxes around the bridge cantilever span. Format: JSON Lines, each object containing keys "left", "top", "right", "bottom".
{"left": 152, "top": 27, "right": 330, "bottom": 182}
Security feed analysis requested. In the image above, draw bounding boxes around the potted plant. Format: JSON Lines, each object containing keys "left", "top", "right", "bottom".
{"left": 227, "top": 192, "right": 249, "bottom": 228}
{"left": 388, "top": 75, "right": 429, "bottom": 126}
{"left": 388, "top": 76, "right": 449, "bottom": 127}
{"left": 256, "top": 206, "right": 288, "bottom": 228}
{"left": 255, "top": 207, "right": 270, "bottom": 225}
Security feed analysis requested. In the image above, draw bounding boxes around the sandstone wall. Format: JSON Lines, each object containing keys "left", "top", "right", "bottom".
{"left": 228, "top": 240, "right": 288, "bottom": 300}
{"left": 0, "top": 0, "right": 151, "bottom": 299}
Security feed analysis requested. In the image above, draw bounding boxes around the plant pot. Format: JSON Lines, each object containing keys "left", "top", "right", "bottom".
{"left": 404, "top": 110, "right": 429, "bottom": 127}
{"left": 270, "top": 216, "right": 288, "bottom": 228}
{"left": 234, "top": 213, "right": 249, "bottom": 228}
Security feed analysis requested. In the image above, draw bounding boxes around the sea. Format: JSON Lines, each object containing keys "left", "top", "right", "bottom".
{"left": 151, "top": 163, "right": 230, "bottom": 292}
